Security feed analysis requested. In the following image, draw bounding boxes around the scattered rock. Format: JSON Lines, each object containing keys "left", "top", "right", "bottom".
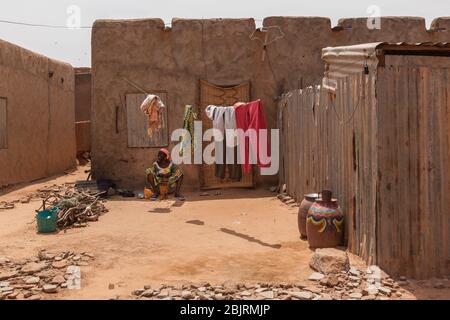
{"left": 305, "top": 286, "right": 323, "bottom": 294}
{"left": 181, "top": 290, "right": 194, "bottom": 299}
{"left": 52, "top": 260, "right": 68, "bottom": 269}
{"left": 309, "top": 248, "right": 350, "bottom": 274}
{"left": 290, "top": 291, "right": 313, "bottom": 300}
{"left": 240, "top": 290, "right": 252, "bottom": 297}
{"left": 170, "top": 290, "right": 182, "bottom": 297}
{"left": 308, "top": 272, "right": 325, "bottom": 281}
{"left": 141, "top": 289, "right": 154, "bottom": 298}
{"left": 38, "top": 251, "right": 55, "bottom": 260}
{"left": 349, "top": 267, "right": 360, "bottom": 277}
{"left": 42, "top": 284, "right": 58, "bottom": 294}
{"left": 362, "top": 287, "right": 379, "bottom": 296}
{"left": 21, "top": 262, "right": 47, "bottom": 274}
{"left": 27, "top": 295, "right": 42, "bottom": 300}
{"left": 25, "top": 276, "right": 40, "bottom": 285}
{"left": 20, "top": 197, "right": 31, "bottom": 204}
{"left": 214, "top": 294, "right": 225, "bottom": 300}
{"left": 378, "top": 287, "right": 391, "bottom": 296}
{"left": 158, "top": 289, "right": 170, "bottom": 298}
{"left": 258, "top": 290, "right": 274, "bottom": 299}
{"left": 347, "top": 282, "right": 359, "bottom": 288}
{"left": 132, "top": 289, "right": 145, "bottom": 296}
{"left": 319, "top": 293, "right": 333, "bottom": 300}
{"left": 349, "top": 292, "right": 363, "bottom": 299}
{"left": 108, "top": 283, "right": 115, "bottom": 290}
{"left": 0, "top": 271, "right": 18, "bottom": 281}
{"left": 51, "top": 275, "right": 66, "bottom": 285}
{"left": 348, "top": 276, "right": 360, "bottom": 282}
{"left": 322, "top": 274, "right": 340, "bottom": 287}
{"left": 37, "top": 269, "right": 58, "bottom": 279}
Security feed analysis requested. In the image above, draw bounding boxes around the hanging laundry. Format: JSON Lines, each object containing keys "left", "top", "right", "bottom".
{"left": 205, "top": 105, "right": 236, "bottom": 144}
{"left": 205, "top": 105, "right": 242, "bottom": 181}
{"left": 205, "top": 105, "right": 225, "bottom": 164}
{"left": 140, "top": 94, "right": 165, "bottom": 138}
{"left": 234, "top": 99, "right": 271, "bottom": 174}
{"left": 180, "top": 105, "right": 198, "bottom": 156}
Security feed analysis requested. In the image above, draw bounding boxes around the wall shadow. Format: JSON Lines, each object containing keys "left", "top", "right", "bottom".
{"left": 219, "top": 228, "right": 281, "bottom": 249}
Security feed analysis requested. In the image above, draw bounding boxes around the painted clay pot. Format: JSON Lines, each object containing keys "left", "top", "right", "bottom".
{"left": 298, "top": 193, "right": 319, "bottom": 239}
{"left": 306, "top": 190, "right": 344, "bottom": 248}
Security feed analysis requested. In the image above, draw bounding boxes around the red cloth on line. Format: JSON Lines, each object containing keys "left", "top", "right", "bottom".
{"left": 234, "top": 99, "right": 271, "bottom": 174}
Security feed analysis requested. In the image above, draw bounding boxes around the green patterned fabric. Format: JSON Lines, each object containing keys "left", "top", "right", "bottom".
{"left": 180, "top": 105, "right": 198, "bottom": 156}
{"left": 146, "top": 161, "right": 183, "bottom": 187}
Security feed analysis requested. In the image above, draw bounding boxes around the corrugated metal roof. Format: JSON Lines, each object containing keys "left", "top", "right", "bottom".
{"left": 322, "top": 42, "right": 450, "bottom": 79}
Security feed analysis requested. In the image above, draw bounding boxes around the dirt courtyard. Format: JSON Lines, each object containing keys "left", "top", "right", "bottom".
{"left": 0, "top": 166, "right": 449, "bottom": 300}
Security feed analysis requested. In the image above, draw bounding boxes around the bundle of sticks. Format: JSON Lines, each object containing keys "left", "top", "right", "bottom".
{"left": 38, "top": 187, "right": 108, "bottom": 230}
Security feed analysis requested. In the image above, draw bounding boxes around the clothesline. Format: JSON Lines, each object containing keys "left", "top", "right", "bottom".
{"left": 205, "top": 100, "right": 271, "bottom": 176}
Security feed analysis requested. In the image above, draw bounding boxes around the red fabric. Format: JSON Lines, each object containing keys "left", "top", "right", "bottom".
{"left": 234, "top": 99, "right": 271, "bottom": 174}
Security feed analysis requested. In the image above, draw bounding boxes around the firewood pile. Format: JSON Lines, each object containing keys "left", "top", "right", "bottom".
{"left": 38, "top": 186, "right": 108, "bottom": 230}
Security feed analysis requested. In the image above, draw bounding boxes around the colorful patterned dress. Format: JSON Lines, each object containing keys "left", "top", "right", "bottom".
{"left": 145, "top": 161, "right": 183, "bottom": 188}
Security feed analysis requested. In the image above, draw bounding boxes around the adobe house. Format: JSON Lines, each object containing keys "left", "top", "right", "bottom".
{"left": 90, "top": 17, "right": 450, "bottom": 191}
{"left": 0, "top": 39, "right": 76, "bottom": 187}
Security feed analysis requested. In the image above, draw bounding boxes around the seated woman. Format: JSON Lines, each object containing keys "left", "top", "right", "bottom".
{"left": 145, "top": 148, "right": 185, "bottom": 201}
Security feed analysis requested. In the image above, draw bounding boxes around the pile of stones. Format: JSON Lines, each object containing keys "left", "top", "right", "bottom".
{"left": 130, "top": 270, "right": 407, "bottom": 301}
{"left": 0, "top": 250, "right": 94, "bottom": 300}
{"left": 131, "top": 248, "right": 411, "bottom": 301}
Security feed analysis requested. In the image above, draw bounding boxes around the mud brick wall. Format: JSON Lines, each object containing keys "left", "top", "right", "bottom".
{"left": 0, "top": 39, "right": 76, "bottom": 186}
{"left": 75, "top": 68, "right": 92, "bottom": 153}
{"left": 91, "top": 16, "right": 450, "bottom": 190}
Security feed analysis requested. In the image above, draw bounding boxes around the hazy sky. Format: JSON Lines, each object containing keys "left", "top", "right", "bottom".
{"left": 0, "top": 0, "right": 449, "bottom": 66}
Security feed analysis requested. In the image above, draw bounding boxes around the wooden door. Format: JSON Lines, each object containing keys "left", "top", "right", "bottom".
{"left": 126, "top": 93, "right": 168, "bottom": 148}
{"left": 199, "top": 80, "right": 254, "bottom": 189}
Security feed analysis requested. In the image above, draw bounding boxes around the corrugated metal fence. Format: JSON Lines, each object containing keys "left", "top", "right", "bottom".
{"left": 278, "top": 70, "right": 449, "bottom": 278}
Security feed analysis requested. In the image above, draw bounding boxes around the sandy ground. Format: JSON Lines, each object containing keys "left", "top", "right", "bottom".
{"left": 0, "top": 166, "right": 449, "bottom": 300}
